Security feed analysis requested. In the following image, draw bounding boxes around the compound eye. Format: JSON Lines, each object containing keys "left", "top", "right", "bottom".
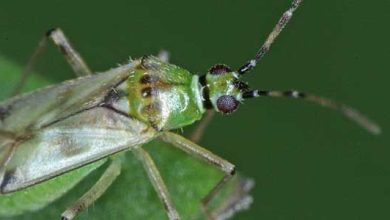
{"left": 209, "top": 64, "right": 231, "bottom": 75}
{"left": 216, "top": 95, "right": 239, "bottom": 114}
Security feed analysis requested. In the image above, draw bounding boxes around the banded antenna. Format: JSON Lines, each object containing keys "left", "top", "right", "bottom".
{"left": 243, "top": 89, "right": 381, "bottom": 135}
{"left": 236, "top": 0, "right": 381, "bottom": 134}
{"left": 238, "top": 0, "right": 302, "bottom": 75}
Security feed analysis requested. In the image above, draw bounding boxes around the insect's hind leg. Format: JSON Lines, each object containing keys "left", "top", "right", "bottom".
{"left": 61, "top": 158, "right": 122, "bottom": 220}
{"left": 11, "top": 28, "right": 92, "bottom": 96}
{"left": 133, "top": 147, "right": 180, "bottom": 220}
{"left": 161, "top": 132, "right": 236, "bottom": 219}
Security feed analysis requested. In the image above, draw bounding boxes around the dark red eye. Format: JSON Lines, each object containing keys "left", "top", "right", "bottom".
{"left": 216, "top": 95, "right": 239, "bottom": 114}
{"left": 209, "top": 64, "right": 231, "bottom": 75}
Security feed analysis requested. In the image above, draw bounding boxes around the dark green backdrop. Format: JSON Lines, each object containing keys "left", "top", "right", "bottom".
{"left": 0, "top": 0, "right": 389, "bottom": 219}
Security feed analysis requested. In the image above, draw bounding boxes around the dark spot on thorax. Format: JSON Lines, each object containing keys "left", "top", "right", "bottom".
{"left": 140, "top": 74, "right": 160, "bottom": 84}
{"left": 142, "top": 102, "right": 161, "bottom": 114}
{"left": 142, "top": 102, "right": 162, "bottom": 131}
{"left": 141, "top": 87, "right": 158, "bottom": 98}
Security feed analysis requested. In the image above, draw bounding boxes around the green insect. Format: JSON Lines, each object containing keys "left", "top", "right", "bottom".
{"left": 0, "top": 0, "right": 381, "bottom": 219}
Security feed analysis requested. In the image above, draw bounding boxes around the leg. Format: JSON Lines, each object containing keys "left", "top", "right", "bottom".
{"left": 160, "top": 132, "right": 236, "bottom": 218}
{"left": 189, "top": 110, "right": 215, "bottom": 142}
{"left": 11, "top": 28, "right": 92, "bottom": 96}
{"left": 133, "top": 147, "right": 180, "bottom": 220}
{"left": 47, "top": 28, "right": 92, "bottom": 77}
{"left": 61, "top": 158, "right": 122, "bottom": 220}
{"left": 211, "top": 176, "right": 254, "bottom": 220}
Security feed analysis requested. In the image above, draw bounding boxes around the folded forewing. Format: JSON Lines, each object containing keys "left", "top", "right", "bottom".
{"left": 1, "top": 107, "right": 156, "bottom": 193}
{"left": 0, "top": 62, "right": 137, "bottom": 133}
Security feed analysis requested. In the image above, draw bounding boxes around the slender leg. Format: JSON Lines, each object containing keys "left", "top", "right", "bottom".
{"left": 211, "top": 176, "right": 254, "bottom": 220}
{"left": 11, "top": 28, "right": 92, "bottom": 96}
{"left": 133, "top": 147, "right": 180, "bottom": 220}
{"left": 10, "top": 37, "right": 47, "bottom": 96}
{"left": 189, "top": 110, "right": 215, "bottom": 143}
{"left": 47, "top": 28, "right": 92, "bottom": 77}
{"left": 161, "top": 132, "right": 235, "bottom": 176}
{"left": 160, "top": 132, "right": 236, "bottom": 218}
{"left": 61, "top": 158, "right": 122, "bottom": 220}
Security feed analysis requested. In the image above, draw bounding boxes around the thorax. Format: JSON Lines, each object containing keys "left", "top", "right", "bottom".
{"left": 121, "top": 56, "right": 205, "bottom": 131}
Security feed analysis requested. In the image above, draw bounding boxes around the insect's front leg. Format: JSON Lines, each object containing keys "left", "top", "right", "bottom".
{"left": 11, "top": 28, "right": 92, "bottom": 96}
{"left": 61, "top": 158, "right": 122, "bottom": 220}
{"left": 160, "top": 132, "right": 236, "bottom": 219}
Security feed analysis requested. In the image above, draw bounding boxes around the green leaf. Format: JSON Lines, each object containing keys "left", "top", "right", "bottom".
{"left": 0, "top": 56, "right": 253, "bottom": 220}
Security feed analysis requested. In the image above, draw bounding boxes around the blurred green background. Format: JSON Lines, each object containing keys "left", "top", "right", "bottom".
{"left": 0, "top": 0, "right": 389, "bottom": 219}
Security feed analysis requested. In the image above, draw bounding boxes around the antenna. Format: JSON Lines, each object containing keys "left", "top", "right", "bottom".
{"left": 238, "top": 0, "right": 302, "bottom": 75}
{"left": 243, "top": 89, "right": 381, "bottom": 135}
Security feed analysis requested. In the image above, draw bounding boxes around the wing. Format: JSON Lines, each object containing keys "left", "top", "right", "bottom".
{"left": 0, "top": 61, "right": 139, "bottom": 171}
{"left": 0, "top": 61, "right": 138, "bottom": 132}
{"left": 1, "top": 107, "right": 156, "bottom": 193}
